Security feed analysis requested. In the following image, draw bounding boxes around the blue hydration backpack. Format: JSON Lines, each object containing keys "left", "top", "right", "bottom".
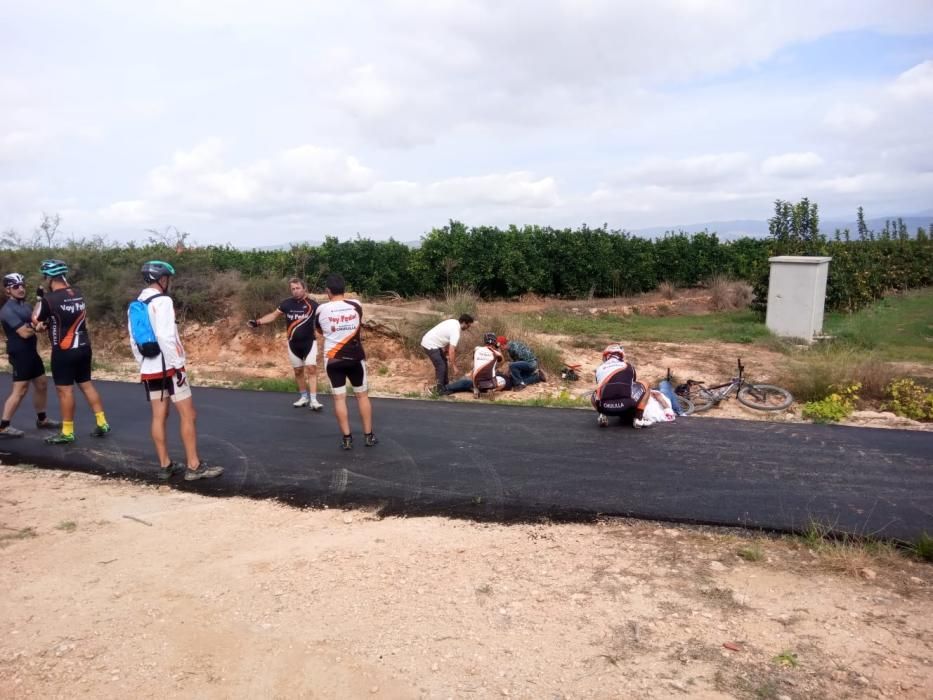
{"left": 128, "top": 293, "right": 165, "bottom": 358}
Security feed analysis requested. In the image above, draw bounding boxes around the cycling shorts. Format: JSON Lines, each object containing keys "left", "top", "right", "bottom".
{"left": 143, "top": 370, "right": 193, "bottom": 403}
{"left": 9, "top": 350, "right": 45, "bottom": 383}
{"left": 287, "top": 338, "right": 318, "bottom": 368}
{"left": 325, "top": 358, "right": 367, "bottom": 395}
{"left": 51, "top": 346, "right": 92, "bottom": 386}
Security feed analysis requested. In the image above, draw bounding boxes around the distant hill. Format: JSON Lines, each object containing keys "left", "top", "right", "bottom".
{"left": 633, "top": 214, "right": 931, "bottom": 240}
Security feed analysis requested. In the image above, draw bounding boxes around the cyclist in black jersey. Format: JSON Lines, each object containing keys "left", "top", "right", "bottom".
{"left": 247, "top": 278, "right": 323, "bottom": 410}
{"left": 0, "top": 272, "right": 60, "bottom": 437}
{"left": 32, "top": 259, "right": 110, "bottom": 444}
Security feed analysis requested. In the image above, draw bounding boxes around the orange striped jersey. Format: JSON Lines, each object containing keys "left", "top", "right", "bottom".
{"left": 314, "top": 299, "right": 365, "bottom": 361}
{"left": 35, "top": 286, "right": 90, "bottom": 351}
{"left": 277, "top": 296, "right": 318, "bottom": 342}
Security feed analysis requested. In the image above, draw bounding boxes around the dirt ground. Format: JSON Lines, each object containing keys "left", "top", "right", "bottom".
{"left": 1, "top": 466, "right": 931, "bottom": 699}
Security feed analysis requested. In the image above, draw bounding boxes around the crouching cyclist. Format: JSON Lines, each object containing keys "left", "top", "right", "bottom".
{"left": 444, "top": 333, "right": 511, "bottom": 397}
{"left": 591, "top": 344, "right": 650, "bottom": 428}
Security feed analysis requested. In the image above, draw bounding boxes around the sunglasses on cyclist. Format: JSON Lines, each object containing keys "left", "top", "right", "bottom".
{"left": 7, "top": 283, "right": 25, "bottom": 290}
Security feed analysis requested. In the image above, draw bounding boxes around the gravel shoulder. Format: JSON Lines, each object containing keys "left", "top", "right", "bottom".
{"left": 2, "top": 466, "right": 931, "bottom": 699}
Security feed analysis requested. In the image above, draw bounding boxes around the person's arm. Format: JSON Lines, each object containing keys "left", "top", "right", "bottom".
{"left": 248, "top": 308, "right": 284, "bottom": 327}
{"left": 15, "top": 324, "right": 36, "bottom": 339}
{"left": 32, "top": 294, "right": 49, "bottom": 326}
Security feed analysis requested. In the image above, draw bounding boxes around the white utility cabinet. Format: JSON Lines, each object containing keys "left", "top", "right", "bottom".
{"left": 765, "top": 255, "right": 832, "bottom": 342}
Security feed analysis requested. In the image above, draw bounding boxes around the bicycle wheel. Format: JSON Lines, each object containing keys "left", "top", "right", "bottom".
{"left": 687, "top": 387, "right": 716, "bottom": 413}
{"left": 675, "top": 394, "right": 695, "bottom": 416}
{"left": 738, "top": 384, "right": 794, "bottom": 411}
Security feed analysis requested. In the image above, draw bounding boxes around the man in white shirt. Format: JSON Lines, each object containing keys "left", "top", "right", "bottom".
{"left": 420, "top": 314, "right": 474, "bottom": 395}
{"left": 129, "top": 261, "right": 224, "bottom": 481}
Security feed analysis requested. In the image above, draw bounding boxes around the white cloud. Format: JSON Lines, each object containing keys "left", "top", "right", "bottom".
{"left": 761, "top": 152, "right": 824, "bottom": 177}
{"left": 823, "top": 104, "right": 878, "bottom": 133}
{"left": 888, "top": 60, "right": 933, "bottom": 101}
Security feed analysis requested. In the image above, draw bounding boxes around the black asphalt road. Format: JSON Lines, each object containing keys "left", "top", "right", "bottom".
{"left": 1, "top": 377, "right": 931, "bottom": 540}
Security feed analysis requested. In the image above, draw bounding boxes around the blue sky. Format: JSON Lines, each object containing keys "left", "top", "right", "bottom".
{"left": 1, "top": 0, "right": 932, "bottom": 246}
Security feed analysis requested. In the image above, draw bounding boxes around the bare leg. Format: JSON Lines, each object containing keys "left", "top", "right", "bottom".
{"left": 306, "top": 365, "right": 318, "bottom": 393}
{"left": 76, "top": 381, "right": 105, "bottom": 413}
{"left": 31, "top": 376, "right": 48, "bottom": 414}
{"left": 173, "top": 397, "right": 201, "bottom": 468}
{"left": 356, "top": 391, "right": 373, "bottom": 434}
{"left": 149, "top": 397, "right": 171, "bottom": 467}
{"left": 293, "top": 366, "right": 307, "bottom": 393}
{"left": 333, "top": 394, "right": 350, "bottom": 435}
{"left": 2, "top": 382, "right": 30, "bottom": 421}
{"left": 57, "top": 386, "right": 76, "bottom": 422}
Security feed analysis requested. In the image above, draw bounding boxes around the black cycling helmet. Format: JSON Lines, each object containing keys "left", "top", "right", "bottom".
{"left": 141, "top": 260, "right": 176, "bottom": 283}
{"left": 3, "top": 272, "right": 25, "bottom": 288}
{"left": 40, "top": 259, "right": 68, "bottom": 278}
{"left": 483, "top": 332, "right": 498, "bottom": 347}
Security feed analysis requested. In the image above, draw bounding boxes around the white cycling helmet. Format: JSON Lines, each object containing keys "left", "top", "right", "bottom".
{"left": 602, "top": 343, "right": 625, "bottom": 361}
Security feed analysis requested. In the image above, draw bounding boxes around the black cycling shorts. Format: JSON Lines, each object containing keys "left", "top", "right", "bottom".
{"left": 325, "top": 358, "right": 367, "bottom": 395}
{"left": 51, "top": 346, "right": 93, "bottom": 386}
{"left": 9, "top": 350, "right": 45, "bottom": 383}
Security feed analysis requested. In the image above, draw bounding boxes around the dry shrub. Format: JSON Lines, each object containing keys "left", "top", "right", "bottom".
{"left": 657, "top": 281, "right": 676, "bottom": 300}
{"left": 779, "top": 348, "right": 900, "bottom": 403}
{"left": 707, "top": 276, "right": 753, "bottom": 312}
{"left": 237, "top": 276, "right": 288, "bottom": 327}
{"left": 431, "top": 284, "right": 478, "bottom": 319}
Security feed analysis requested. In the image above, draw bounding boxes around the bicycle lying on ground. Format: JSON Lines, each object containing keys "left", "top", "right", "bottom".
{"left": 676, "top": 359, "right": 794, "bottom": 414}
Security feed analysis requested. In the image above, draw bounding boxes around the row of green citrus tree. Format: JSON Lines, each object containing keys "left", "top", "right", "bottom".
{"left": 1, "top": 200, "right": 930, "bottom": 325}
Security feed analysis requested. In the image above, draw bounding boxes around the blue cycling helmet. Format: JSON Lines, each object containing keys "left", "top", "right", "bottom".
{"left": 141, "top": 260, "right": 176, "bottom": 283}
{"left": 40, "top": 259, "right": 68, "bottom": 278}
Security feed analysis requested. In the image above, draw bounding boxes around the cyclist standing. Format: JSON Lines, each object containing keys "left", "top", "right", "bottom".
{"left": 130, "top": 261, "right": 223, "bottom": 481}
{"left": 315, "top": 273, "right": 376, "bottom": 450}
{"left": 247, "top": 278, "right": 323, "bottom": 410}
{"left": 32, "top": 259, "right": 110, "bottom": 444}
{"left": 0, "top": 272, "right": 60, "bottom": 437}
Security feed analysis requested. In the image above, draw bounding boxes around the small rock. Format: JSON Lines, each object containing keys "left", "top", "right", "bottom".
{"left": 431, "top": 663, "right": 439, "bottom": 672}
{"left": 342, "top": 515, "right": 354, "bottom": 524}
{"left": 667, "top": 680, "right": 687, "bottom": 692}
{"left": 370, "top": 686, "right": 379, "bottom": 694}
{"left": 710, "top": 561, "right": 727, "bottom": 572}
{"left": 855, "top": 675, "right": 870, "bottom": 686}
{"left": 909, "top": 576, "right": 922, "bottom": 584}
{"left": 777, "top": 695, "right": 792, "bottom": 700}
{"left": 860, "top": 568, "right": 877, "bottom": 580}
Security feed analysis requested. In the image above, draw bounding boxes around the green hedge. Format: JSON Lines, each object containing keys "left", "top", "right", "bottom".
{"left": 1, "top": 221, "right": 930, "bottom": 326}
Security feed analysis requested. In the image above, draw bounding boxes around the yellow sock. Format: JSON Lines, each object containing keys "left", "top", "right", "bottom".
{"left": 95, "top": 411, "right": 108, "bottom": 427}
{"left": 62, "top": 421, "right": 75, "bottom": 436}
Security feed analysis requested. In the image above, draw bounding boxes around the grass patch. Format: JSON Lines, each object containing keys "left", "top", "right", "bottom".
{"left": 0, "top": 526, "right": 37, "bottom": 547}
{"left": 737, "top": 542, "right": 765, "bottom": 562}
{"left": 56, "top": 520, "right": 77, "bottom": 532}
{"left": 797, "top": 520, "right": 902, "bottom": 575}
{"left": 496, "top": 390, "right": 590, "bottom": 409}
{"left": 823, "top": 288, "right": 933, "bottom": 363}
{"left": 912, "top": 532, "right": 933, "bottom": 562}
{"left": 523, "top": 310, "right": 773, "bottom": 345}
{"left": 236, "top": 377, "right": 297, "bottom": 393}
{"left": 772, "top": 650, "right": 798, "bottom": 668}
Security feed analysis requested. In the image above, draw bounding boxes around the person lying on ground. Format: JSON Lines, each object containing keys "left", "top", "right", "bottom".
{"left": 246, "top": 277, "right": 323, "bottom": 411}
{"left": 420, "top": 314, "right": 474, "bottom": 396}
{"left": 444, "top": 333, "right": 512, "bottom": 397}
{"left": 590, "top": 344, "right": 650, "bottom": 428}
{"left": 496, "top": 335, "right": 547, "bottom": 391}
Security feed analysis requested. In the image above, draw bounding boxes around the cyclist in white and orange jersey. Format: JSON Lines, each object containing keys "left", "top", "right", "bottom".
{"left": 314, "top": 273, "right": 376, "bottom": 450}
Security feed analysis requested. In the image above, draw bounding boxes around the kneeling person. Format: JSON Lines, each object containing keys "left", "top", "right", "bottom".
{"left": 247, "top": 278, "right": 322, "bottom": 410}
{"left": 591, "top": 344, "right": 650, "bottom": 428}
{"left": 445, "top": 333, "right": 511, "bottom": 396}
{"left": 315, "top": 274, "right": 376, "bottom": 450}
{"left": 130, "top": 261, "right": 223, "bottom": 481}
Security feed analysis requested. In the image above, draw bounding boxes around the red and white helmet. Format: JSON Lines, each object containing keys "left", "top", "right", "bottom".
{"left": 602, "top": 343, "right": 625, "bottom": 361}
